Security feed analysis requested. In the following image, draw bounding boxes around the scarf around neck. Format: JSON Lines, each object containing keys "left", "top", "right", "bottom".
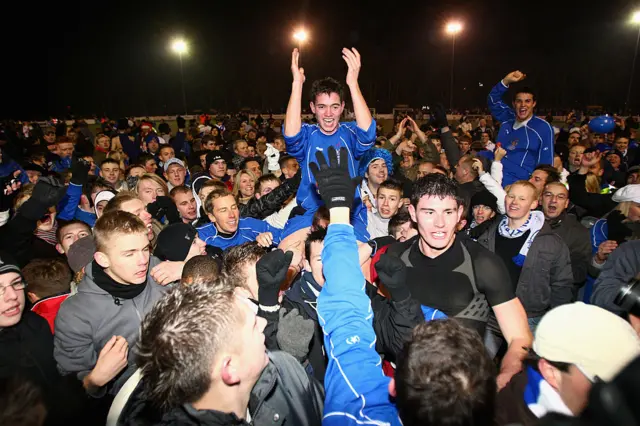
{"left": 92, "top": 260, "right": 147, "bottom": 300}
{"left": 498, "top": 211, "right": 545, "bottom": 266}
{"left": 523, "top": 366, "right": 573, "bottom": 419}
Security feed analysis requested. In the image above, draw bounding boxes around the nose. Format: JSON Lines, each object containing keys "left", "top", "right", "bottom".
{"left": 141, "top": 210, "right": 152, "bottom": 222}
{"left": 433, "top": 213, "right": 445, "bottom": 228}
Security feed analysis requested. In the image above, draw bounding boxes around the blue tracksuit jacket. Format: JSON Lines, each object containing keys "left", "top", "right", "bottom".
{"left": 51, "top": 156, "right": 72, "bottom": 173}
{"left": 57, "top": 182, "right": 97, "bottom": 227}
{"left": 579, "top": 218, "right": 608, "bottom": 303}
{"left": 317, "top": 223, "right": 402, "bottom": 425}
{"left": 488, "top": 81, "right": 554, "bottom": 186}
{"left": 197, "top": 218, "right": 282, "bottom": 250}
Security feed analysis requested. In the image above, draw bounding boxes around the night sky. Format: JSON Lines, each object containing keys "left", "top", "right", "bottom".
{"left": 3, "top": 0, "right": 640, "bottom": 119}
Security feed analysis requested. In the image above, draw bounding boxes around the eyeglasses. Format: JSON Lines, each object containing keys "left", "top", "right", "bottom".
{"left": 0, "top": 281, "right": 27, "bottom": 297}
{"left": 542, "top": 192, "right": 568, "bottom": 200}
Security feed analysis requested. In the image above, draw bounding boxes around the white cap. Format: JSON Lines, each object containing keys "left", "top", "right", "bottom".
{"left": 94, "top": 190, "right": 116, "bottom": 215}
{"left": 533, "top": 302, "right": 640, "bottom": 382}
{"left": 164, "top": 157, "right": 186, "bottom": 172}
{"left": 612, "top": 184, "right": 640, "bottom": 204}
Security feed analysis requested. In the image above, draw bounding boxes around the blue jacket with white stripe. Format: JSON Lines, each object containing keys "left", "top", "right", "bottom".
{"left": 488, "top": 81, "right": 555, "bottom": 186}
{"left": 197, "top": 218, "right": 282, "bottom": 250}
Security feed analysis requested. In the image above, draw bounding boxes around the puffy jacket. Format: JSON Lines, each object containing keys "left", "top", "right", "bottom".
{"left": 239, "top": 172, "right": 300, "bottom": 220}
{"left": 53, "top": 258, "right": 168, "bottom": 398}
{"left": 119, "top": 351, "right": 324, "bottom": 426}
{"left": 477, "top": 217, "right": 574, "bottom": 317}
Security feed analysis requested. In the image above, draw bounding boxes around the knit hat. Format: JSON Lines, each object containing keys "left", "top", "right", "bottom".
{"left": 0, "top": 252, "right": 21, "bottom": 277}
{"left": 67, "top": 236, "right": 97, "bottom": 274}
{"left": 23, "top": 162, "right": 48, "bottom": 175}
{"left": 357, "top": 148, "right": 394, "bottom": 177}
{"left": 141, "top": 121, "right": 153, "bottom": 129}
{"left": 154, "top": 223, "right": 198, "bottom": 261}
{"left": 164, "top": 157, "right": 186, "bottom": 172}
{"left": 470, "top": 190, "right": 498, "bottom": 213}
{"left": 205, "top": 150, "right": 231, "bottom": 171}
{"left": 533, "top": 302, "right": 640, "bottom": 382}
{"left": 612, "top": 184, "right": 640, "bottom": 203}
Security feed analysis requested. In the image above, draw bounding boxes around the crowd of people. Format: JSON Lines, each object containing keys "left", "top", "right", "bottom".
{"left": 1, "top": 47, "right": 640, "bottom": 426}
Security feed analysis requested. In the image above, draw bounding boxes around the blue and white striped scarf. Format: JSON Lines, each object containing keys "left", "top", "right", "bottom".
{"left": 498, "top": 210, "right": 545, "bottom": 266}
{"left": 523, "top": 366, "right": 573, "bottom": 418}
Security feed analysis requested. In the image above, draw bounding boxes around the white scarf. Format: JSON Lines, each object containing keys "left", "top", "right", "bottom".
{"left": 498, "top": 210, "right": 545, "bottom": 266}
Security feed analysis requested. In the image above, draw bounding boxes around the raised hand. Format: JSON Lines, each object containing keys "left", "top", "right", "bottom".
{"left": 503, "top": 70, "right": 526, "bottom": 85}
{"left": 471, "top": 158, "right": 484, "bottom": 174}
{"left": 494, "top": 145, "right": 507, "bottom": 162}
{"left": 342, "top": 47, "right": 362, "bottom": 87}
{"left": 309, "top": 147, "right": 361, "bottom": 210}
{"left": 291, "top": 48, "right": 305, "bottom": 84}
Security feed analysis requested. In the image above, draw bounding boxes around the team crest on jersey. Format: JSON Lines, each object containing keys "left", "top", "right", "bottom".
{"left": 508, "top": 140, "right": 518, "bottom": 150}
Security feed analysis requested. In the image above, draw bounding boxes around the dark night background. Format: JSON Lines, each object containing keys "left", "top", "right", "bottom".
{"left": 2, "top": 0, "right": 640, "bottom": 119}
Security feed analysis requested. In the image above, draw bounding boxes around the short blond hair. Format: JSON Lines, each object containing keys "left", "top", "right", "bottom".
{"left": 204, "top": 188, "right": 233, "bottom": 214}
{"left": 506, "top": 180, "right": 539, "bottom": 199}
{"left": 135, "top": 173, "right": 168, "bottom": 198}
{"left": 93, "top": 210, "right": 147, "bottom": 252}
{"left": 616, "top": 201, "right": 640, "bottom": 218}
{"left": 103, "top": 191, "right": 140, "bottom": 215}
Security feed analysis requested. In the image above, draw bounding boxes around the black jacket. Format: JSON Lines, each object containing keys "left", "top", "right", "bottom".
{"left": 239, "top": 173, "right": 299, "bottom": 220}
{"left": 566, "top": 172, "right": 617, "bottom": 219}
{"left": 119, "top": 351, "right": 324, "bottom": 426}
{"left": 0, "top": 210, "right": 62, "bottom": 267}
{"left": 547, "top": 212, "right": 592, "bottom": 286}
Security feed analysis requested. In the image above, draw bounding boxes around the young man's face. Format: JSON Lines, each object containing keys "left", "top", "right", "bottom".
{"left": 247, "top": 146, "right": 256, "bottom": 157}
{"left": 232, "top": 296, "right": 269, "bottom": 385}
{"left": 173, "top": 192, "right": 198, "bottom": 222}
{"left": 138, "top": 179, "right": 165, "bottom": 206}
{"left": 147, "top": 140, "right": 159, "bottom": 154}
{"left": 528, "top": 170, "right": 549, "bottom": 194}
{"left": 144, "top": 159, "right": 158, "bottom": 174}
{"left": 542, "top": 184, "right": 569, "bottom": 220}
{"left": 208, "top": 195, "right": 240, "bottom": 234}
{"left": 281, "top": 158, "right": 300, "bottom": 179}
{"left": 592, "top": 134, "right": 605, "bottom": 144}
{"left": 409, "top": 195, "right": 462, "bottom": 256}
{"left": 366, "top": 159, "right": 388, "bottom": 187}
{"left": 165, "top": 164, "right": 186, "bottom": 187}
{"left": 417, "top": 162, "right": 435, "bottom": 179}
{"left": 568, "top": 132, "right": 581, "bottom": 147}
{"left": 273, "top": 138, "right": 286, "bottom": 152}
{"left": 204, "top": 141, "right": 217, "bottom": 151}
{"left": 615, "top": 138, "right": 630, "bottom": 153}
{"left": 185, "top": 236, "right": 207, "bottom": 262}
{"left": 304, "top": 240, "right": 325, "bottom": 286}
{"left": 128, "top": 166, "right": 146, "bottom": 178}
{"left": 56, "top": 223, "right": 91, "bottom": 255}
{"left": 96, "top": 232, "right": 150, "bottom": 285}
{"left": 101, "top": 163, "right": 121, "bottom": 185}
{"left": 459, "top": 140, "right": 470, "bottom": 154}
{"left": 57, "top": 142, "right": 74, "bottom": 158}
{"left": 0, "top": 272, "right": 25, "bottom": 328}
{"left": 568, "top": 146, "right": 585, "bottom": 167}
{"left": 199, "top": 154, "right": 208, "bottom": 169}
{"left": 120, "top": 199, "right": 154, "bottom": 240}
{"left": 472, "top": 205, "right": 495, "bottom": 225}
{"left": 244, "top": 160, "right": 262, "bottom": 179}
{"left": 393, "top": 221, "right": 418, "bottom": 242}
{"left": 209, "top": 160, "right": 227, "bottom": 180}
{"left": 377, "top": 188, "right": 402, "bottom": 219}
{"left": 311, "top": 92, "right": 344, "bottom": 135}
{"left": 44, "top": 132, "right": 56, "bottom": 144}
{"left": 505, "top": 184, "right": 538, "bottom": 221}
{"left": 97, "top": 136, "right": 111, "bottom": 150}
{"left": 159, "top": 147, "right": 175, "bottom": 163}
{"left": 235, "top": 142, "right": 249, "bottom": 158}
{"left": 513, "top": 92, "right": 536, "bottom": 121}
{"left": 481, "top": 132, "right": 490, "bottom": 146}
{"left": 26, "top": 170, "right": 41, "bottom": 185}
{"left": 256, "top": 180, "right": 280, "bottom": 199}
{"left": 82, "top": 156, "right": 96, "bottom": 175}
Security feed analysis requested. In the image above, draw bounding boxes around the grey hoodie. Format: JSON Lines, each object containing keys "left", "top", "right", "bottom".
{"left": 53, "top": 257, "right": 168, "bottom": 398}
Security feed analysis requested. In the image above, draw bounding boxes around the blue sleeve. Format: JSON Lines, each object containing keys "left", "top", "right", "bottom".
{"left": 536, "top": 119, "right": 555, "bottom": 166}
{"left": 283, "top": 124, "right": 311, "bottom": 163}
{"left": 344, "top": 120, "right": 377, "bottom": 158}
{"left": 488, "top": 81, "right": 515, "bottom": 124}
{"left": 57, "top": 183, "right": 83, "bottom": 221}
{"left": 245, "top": 218, "right": 283, "bottom": 245}
{"left": 590, "top": 220, "right": 608, "bottom": 254}
{"left": 74, "top": 207, "right": 96, "bottom": 227}
{"left": 317, "top": 224, "right": 401, "bottom": 425}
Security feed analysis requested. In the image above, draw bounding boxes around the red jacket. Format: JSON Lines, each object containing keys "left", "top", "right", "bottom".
{"left": 31, "top": 293, "right": 70, "bottom": 333}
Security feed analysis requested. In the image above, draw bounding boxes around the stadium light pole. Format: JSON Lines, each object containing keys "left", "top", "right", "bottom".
{"left": 171, "top": 38, "right": 189, "bottom": 116}
{"left": 293, "top": 29, "right": 308, "bottom": 64}
{"left": 625, "top": 11, "right": 640, "bottom": 113}
{"left": 445, "top": 21, "right": 463, "bottom": 111}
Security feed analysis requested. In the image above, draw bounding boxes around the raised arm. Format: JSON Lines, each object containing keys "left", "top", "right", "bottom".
{"left": 488, "top": 71, "right": 525, "bottom": 123}
{"left": 284, "top": 49, "right": 305, "bottom": 137}
{"left": 343, "top": 48, "right": 372, "bottom": 131}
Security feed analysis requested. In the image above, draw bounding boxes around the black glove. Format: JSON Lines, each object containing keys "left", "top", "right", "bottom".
{"left": 607, "top": 210, "right": 633, "bottom": 244}
{"left": 309, "top": 146, "right": 361, "bottom": 210}
{"left": 375, "top": 253, "right": 411, "bottom": 302}
{"left": 20, "top": 176, "right": 67, "bottom": 221}
{"left": 147, "top": 196, "right": 181, "bottom": 224}
{"left": 367, "top": 236, "right": 396, "bottom": 258}
{"left": 256, "top": 249, "right": 294, "bottom": 308}
{"left": 431, "top": 103, "right": 449, "bottom": 129}
{"left": 70, "top": 157, "right": 91, "bottom": 186}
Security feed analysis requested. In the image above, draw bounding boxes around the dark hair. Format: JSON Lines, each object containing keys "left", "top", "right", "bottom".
{"left": 513, "top": 86, "right": 537, "bottom": 102}
{"left": 312, "top": 206, "right": 330, "bottom": 230}
{"left": 411, "top": 173, "right": 464, "bottom": 208}
{"left": 379, "top": 179, "right": 403, "bottom": 194}
{"left": 241, "top": 158, "right": 261, "bottom": 170}
{"left": 533, "top": 164, "right": 560, "bottom": 184}
{"left": 100, "top": 158, "right": 120, "bottom": 168}
{"left": 278, "top": 155, "right": 297, "bottom": 169}
{"left": 395, "top": 320, "right": 496, "bottom": 426}
{"left": 181, "top": 255, "right": 221, "bottom": 286}
{"left": 256, "top": 174, "right": 280, "bottom": 194}
{"left": 222, "top": 242, "right": 266, "bottom": 287}
{"left": 55, "top": 219, "right": 91, "bottom": 245}
{"left": 388, "top": 211, "right": 415, "bottom": 236}
{"left": 310, "top": 77, "right": 344, "bottom": 104}
{"left": 170, "top": 185, "right": 192, "bottom": 198}
{"left": 159, "top": 145, "right": 174, "bottom": 155}
{"left": 22, "top": 258, "right": 72, "bottom": 299}
{"left": 305, "top": 228, "right": 327, "bottom": 261}
{"left": 138, "top": 154, "right": 156, "bottom": 166}
{"left": 83, "top": 176, "right": 114, "bottom": 208}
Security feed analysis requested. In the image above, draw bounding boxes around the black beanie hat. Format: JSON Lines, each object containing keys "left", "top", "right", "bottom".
{"left": 158, "top": 123, "right": 171, "bottom": 134}
{"left": 117, "top": 118, "right": 129, "bottom": 130}
{"left": 470, "top": 190, "right": 498, "bottom": 213}
{"left": 205, "top": 150, "right": 231, "bottom": 171}
{"left": 154, "top": 223, "right": 198, "bottom": 261}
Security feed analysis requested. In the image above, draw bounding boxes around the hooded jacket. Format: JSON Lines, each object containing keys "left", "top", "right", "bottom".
{"left": 53, "top": 257, "right": 168, "bottom": 398}
{"left": 118, "top": 351, "right": 324, "bottom": 426}
{"left": 477, "top": 217, "right": 574, "bottom": 317}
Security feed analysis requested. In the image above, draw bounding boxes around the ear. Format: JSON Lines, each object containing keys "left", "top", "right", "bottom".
{"left": 310, "top": 102, "right": 316, "bottom": 114}
{"left": 207, "top": 213, "right": 217, "bottom": 224}
{"left": 538, "top": 359, "right": 561, "bottom": 391}
{"left": 303, "top": 258, "right": 311, "bottom": 272}
{"left": 56, "top": 244, "right": 65, "bottom": 254}
{"left": 163, "top": 172, "right": 169, "bottom": 180}
{"left": 94, "top": 251, "right": 110, "bottom": 269}
{"left": 457, "top": 204, "right": 464, "bottom": 222}
{"left": 531, "top": 199, "right": 539, "bottom": 210}
{"left": 220, "top": 356, "right": 241, "bottom": 386}
{"left": 388, "top": 377, "right": 397, "bottom": 398}
{"left": 532, "top": 100, "right": 537, "bottom": 109}
{"left": 408, "top": 204, "right": 417, "bottom": 223}
{"left": 27, "top": 291, "right": 39, "bottom": 303}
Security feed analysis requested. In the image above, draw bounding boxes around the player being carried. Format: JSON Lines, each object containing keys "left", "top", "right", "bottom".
{"left": 280, "top": 47, "right": 376, "bottom": 244}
